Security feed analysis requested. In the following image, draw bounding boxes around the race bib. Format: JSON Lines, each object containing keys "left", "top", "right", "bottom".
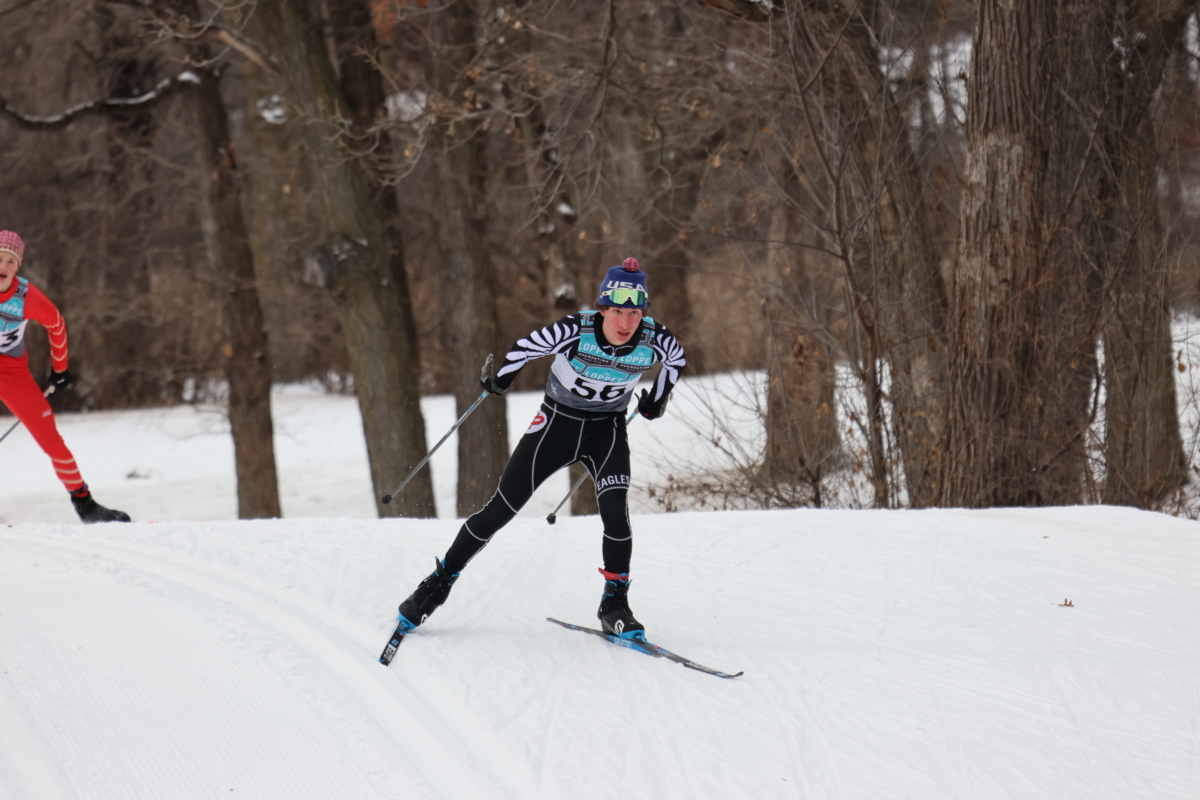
{"left": 0, "top": 320, "right": 28, "bottom": 356}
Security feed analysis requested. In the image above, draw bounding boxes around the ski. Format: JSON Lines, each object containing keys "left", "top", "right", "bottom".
{"left": 378, "top": 622, "right": 410, "bottom": 666}
{"left": 547, "top": 618, "right": 743, "bottom": 679}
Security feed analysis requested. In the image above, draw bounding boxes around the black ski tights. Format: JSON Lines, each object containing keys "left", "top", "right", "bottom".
{"left": 443, "top": 400, "right": 633, "bottom": 574}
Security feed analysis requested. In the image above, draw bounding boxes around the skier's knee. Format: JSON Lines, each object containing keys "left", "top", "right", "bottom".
{"left": 596, "top": 488, "right": 631, "bottom": 539}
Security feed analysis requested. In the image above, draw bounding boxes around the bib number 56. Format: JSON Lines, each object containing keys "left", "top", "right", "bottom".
{"left": 571, "top": 377, "right": 627, "bottom": 401}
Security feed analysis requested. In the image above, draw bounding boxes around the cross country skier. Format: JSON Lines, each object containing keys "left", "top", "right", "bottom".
{"left": 0, "top": 231, "right": 131, "bottom": 523}
{"left": 395, "top": 257, "right": 686, "bottom": 640}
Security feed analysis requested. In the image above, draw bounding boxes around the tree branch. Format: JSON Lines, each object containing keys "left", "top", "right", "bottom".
{"left": 160, "top": 12, "right": 282, "bottom": 75}
{"left": 0, "top": 71, "right": 201, "bottom": 132}
{"left": 199, "top": 27, "right": 282, "bottom": 74}
{"left": 693, "top": 0, "right": 774, "bottom": 23}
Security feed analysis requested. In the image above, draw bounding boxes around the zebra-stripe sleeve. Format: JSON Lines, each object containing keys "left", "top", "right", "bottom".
{"left": 493, "top": 315, "right": 581, "bottom": 390}
{"left": 649, "top": 325, "right": 686, "bottom": 402}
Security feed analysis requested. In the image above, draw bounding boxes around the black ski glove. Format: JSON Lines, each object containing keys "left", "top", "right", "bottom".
{"left": 637, "top": 388, "right": 669, "bottom": 420}
{"left": 46, "top": 368, "right": 75, "bottom": 394}
{"left": 481, "top": 373, "right": 508, "bottom": 396}
{"left": 479, "top": 354, "right": 508, "bottom": 395}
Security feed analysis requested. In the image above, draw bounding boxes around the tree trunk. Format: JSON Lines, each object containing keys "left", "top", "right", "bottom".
{"left": 1096, "top": 3, "right": 1194, "bottom": 505}
{"left": 763, "top": 201, "right": 840, "bottom": 506}
{"left": 424, "top": 0, "right": 509, "bottom": 516}
{"left": 630, "top": 1, "right": 700, "bottom": 369}
{"left": 942, "top": 0, "right": 1080, "bottom": 507}
{"left": 507, "top": 71, "right": 592, "bottom": 514}
{"left": 187, "top": 65, "right": 282, "bottom": 519}
{"left": 1101, "top": 127, "right": 1187, "bottom": 505}
{"left": 244, "top": 0, "right": 435, "bottom": 518}
{"left": 512, "top": 91, "right": 581, "bottom": 317}
{"left": 942, "top": 0, "right": 1193, "bottom": 508}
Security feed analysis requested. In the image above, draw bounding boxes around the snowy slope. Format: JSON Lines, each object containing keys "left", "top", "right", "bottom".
{"left": 1, "top": 506, "right": 1197, "bottom": 800}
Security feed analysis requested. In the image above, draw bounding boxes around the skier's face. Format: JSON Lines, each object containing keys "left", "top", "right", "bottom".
{"left": 0, "top": 251, "right": 18, "bottom": 292}
{"left": 599, "top": 305, "right": 643, "bottom": 345}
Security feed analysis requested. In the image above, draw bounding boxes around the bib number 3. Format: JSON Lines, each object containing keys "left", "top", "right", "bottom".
{"left": 0, "top": 327, "right": 21, "bottom": 352}
{"left": 571, "top": 377, "right": 627, "bottom": 402}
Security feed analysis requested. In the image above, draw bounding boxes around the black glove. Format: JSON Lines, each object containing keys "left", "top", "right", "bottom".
{"left": 46, "top": 368, "right": 75, "bottom": 394}
{"left": 479, "top": 354, "right": 507, "bottom": 396}
{"left": 637, "top": 388, "right": 669, "bottom": 420}
{"left": 481, "top": 373, "right": 508, "bottom": 396}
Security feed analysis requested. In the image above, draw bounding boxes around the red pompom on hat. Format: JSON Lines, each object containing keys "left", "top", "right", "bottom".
{"left": 622, "top": 257, "right": 640, "bottom": 272}
{"left": 0, "top": 230, "right": 25, "bottom": 265}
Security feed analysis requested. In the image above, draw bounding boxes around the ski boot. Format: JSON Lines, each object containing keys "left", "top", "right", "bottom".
{"left": 397, "top": 558, "right": 460, "bottom": 631}
{"left": 70, "top": 485, "right": 131, "bottom": 524}
{"left": 597, "top": 568, "right": 645, "bottom": 640}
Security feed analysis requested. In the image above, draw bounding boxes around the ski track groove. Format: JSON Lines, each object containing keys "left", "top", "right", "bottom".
{"left": 638, "top": 669, "right": 703, "bottom": 799}
{"left": 768, "top": 683, "right": 807, "bottom": 799}
{"left": 0, "top": 661, "right": 71, "bottom": 800}
{"left": 4, "top": 540, "right": 384, "bottom": 800}
{"left": 527, "top": 643, "right": 569, "bottom": 795}
{"left": 935, "top": 695, "right": 975, "bottom": 800}
{"left": 326, "top": 547, "right": 347, "bottom": 612}
{"left": 0, "top": 571, "right": 109, "bottom": 800}
{"left": 798, "top": 676, "right": 847, "bottom": 800}
{"left": 0, "top": 529, "right": 543, "bottom": 800}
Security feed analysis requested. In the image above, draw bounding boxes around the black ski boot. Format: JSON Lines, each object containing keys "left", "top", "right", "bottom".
{"left": 397, "top": 558, "right": 460, "bottom": 631}
{"left": 70, "top": 485, "right": 131, "bottom": 524}
{"left": 597, "top": 568, "right": 645, "bottom": 640}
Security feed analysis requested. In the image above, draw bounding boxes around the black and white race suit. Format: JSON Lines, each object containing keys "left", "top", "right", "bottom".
{"left": 442, "top": 312, "right": 686, "bottom": 575}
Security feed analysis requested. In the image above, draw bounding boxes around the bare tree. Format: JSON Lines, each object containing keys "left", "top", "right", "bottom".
{"left": 242, "top": 0, "right": 435, "bottom": 517}
{"left": 941, "top": 0, "right": 1078, "bottom": 506}
{"left": 699, "top": 0, "right": 949, "bottom": 507}
{"left": 763, "top": 197, "right": 842, "bottom": 506}
{"left": 1093, "top": 2, "right": 1195, "bottom": 505}
{"left": 941, "top": 0, "right": 1193, "bottom": 507}
{"left": 173, "top": 6, "right": 282, "bottom": 518}
{"left": 419, "top": 0, "right": 510, "bottom": 516}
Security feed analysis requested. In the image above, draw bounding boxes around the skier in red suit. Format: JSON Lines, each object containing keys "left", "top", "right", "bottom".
{"left": 0, "top": 230, "right": 130, "bottom": 523}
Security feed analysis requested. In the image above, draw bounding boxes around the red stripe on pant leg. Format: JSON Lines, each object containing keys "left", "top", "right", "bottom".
{"left": 0, "top": 363, "right": 85, "bottom": 491}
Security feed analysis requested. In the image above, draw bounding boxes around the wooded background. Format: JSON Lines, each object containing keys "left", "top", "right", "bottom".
{"left": 3, "top": 0, "right": 1200, "bottom": 519}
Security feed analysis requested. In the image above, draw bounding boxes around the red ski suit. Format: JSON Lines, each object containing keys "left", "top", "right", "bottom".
{"left": 0, "top": 277, "right": 83, "bottom": 491}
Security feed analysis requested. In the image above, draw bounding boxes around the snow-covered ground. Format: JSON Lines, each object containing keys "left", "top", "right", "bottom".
{"left": 3, "top": 507, "right": 1196, "bottom": 799}
{"left": 2, "top": 380, "right": 1198, "bottom": 799}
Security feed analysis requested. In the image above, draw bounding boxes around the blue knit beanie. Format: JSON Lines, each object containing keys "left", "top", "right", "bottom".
{"left": 597, "top": 257, "right": 649, "bottom": 309}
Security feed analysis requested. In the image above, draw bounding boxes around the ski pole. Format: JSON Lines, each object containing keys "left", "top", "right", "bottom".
{"left": 546, "top": 408, "right": 639, "bottom": 525}
{"left": 0, "top": 385, "right": 53, "bottom": 446}
{"left": 382, "top": 355, "right": 494, "bottom": 505}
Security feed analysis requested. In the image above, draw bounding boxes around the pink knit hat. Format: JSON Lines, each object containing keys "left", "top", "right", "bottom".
{"left": 0, "top": 231, "right": 24, "bottom": 265}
